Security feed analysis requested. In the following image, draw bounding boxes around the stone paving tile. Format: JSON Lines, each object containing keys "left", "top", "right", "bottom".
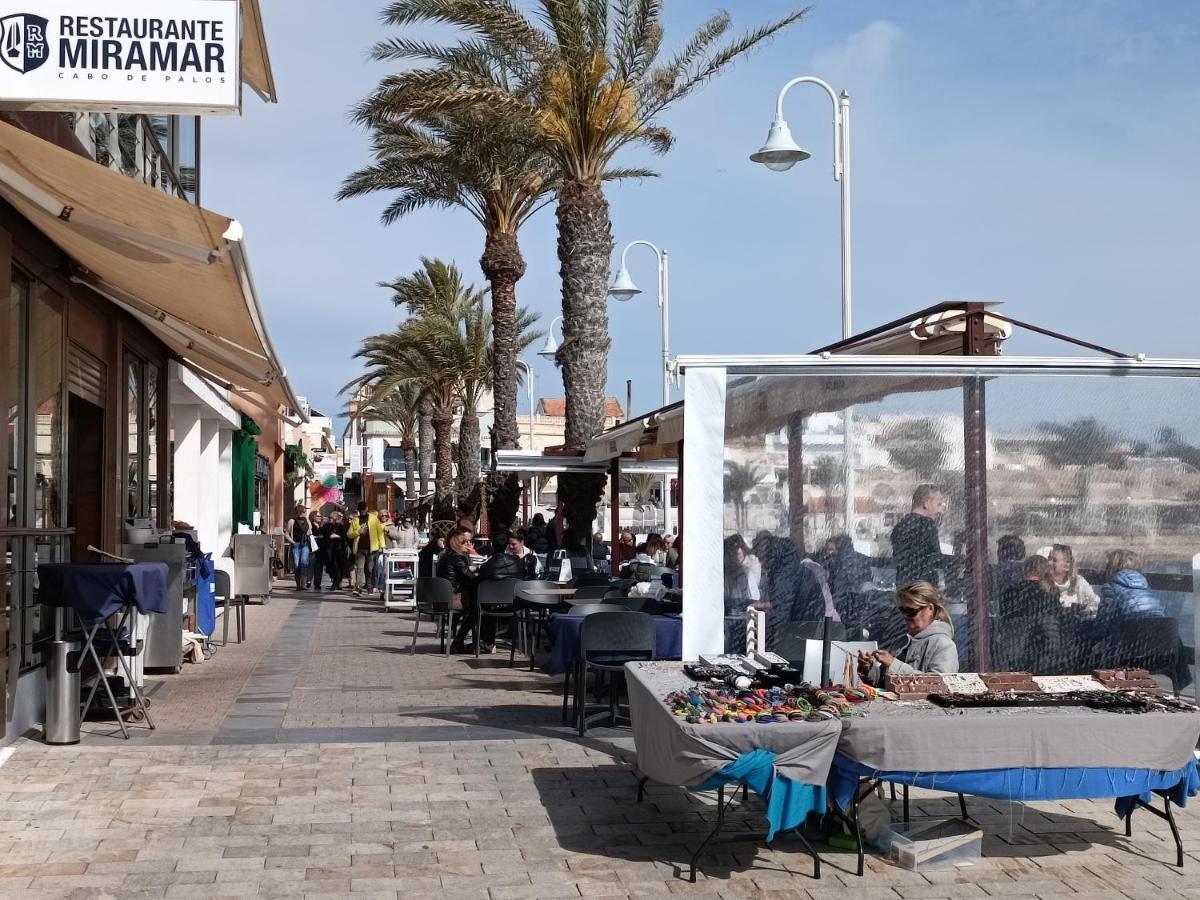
{"left": 3, "top": 582, "right": 1199, "bottom": 898}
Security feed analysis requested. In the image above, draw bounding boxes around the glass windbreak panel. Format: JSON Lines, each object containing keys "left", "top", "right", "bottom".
{"left": 984, "top": 375, "right": 1200, "bottom": 693}
{"left": 719, "top": 368, "right": 1200, "bottom": 693}
{"left": 176, "top": 116, "right": 199, "bottom": 202}
{"left": 146, "top": 363, "right": 160, "bottom": 524}
{"left": 719, "top": 371, "right": 968, "bottom": 661}
{"left": 126, "top": 356, "right": 142, "bottom": 519}
{"left": 29, "top": 284, "right": 63, "bottom": 530}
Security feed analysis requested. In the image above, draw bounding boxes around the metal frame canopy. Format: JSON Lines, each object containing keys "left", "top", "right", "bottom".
{"left": 675, "top": 352, "right": 1200, "bottom": 662}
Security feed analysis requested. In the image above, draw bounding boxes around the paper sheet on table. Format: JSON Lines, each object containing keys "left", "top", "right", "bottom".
{"left": 802, "top": 640, "right": 877, "bottom": 687}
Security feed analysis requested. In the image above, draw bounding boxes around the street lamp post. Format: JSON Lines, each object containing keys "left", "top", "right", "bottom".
{"left": 610, "top": 240, "right": 673, "bottom": 534}
{"left": 751, "top": 76, "right": 856, "bottom": 536}
{"left": 608, "top": 241, "right": 671, "bottom": 408}
{"left": 515, "top": 359, "right": 535, "bottom": 451}
{"left": 537, "top": 315, "right": 564, "bottom": 362}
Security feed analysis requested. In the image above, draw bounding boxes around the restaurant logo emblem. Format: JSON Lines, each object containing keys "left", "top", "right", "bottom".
{"left": 0, "top": 13, "right": 49, "bottom": 75}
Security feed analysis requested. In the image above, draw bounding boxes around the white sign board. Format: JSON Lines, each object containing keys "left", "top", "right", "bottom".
{"left": 0, "top": 0, "right": 240, "bottom": 114}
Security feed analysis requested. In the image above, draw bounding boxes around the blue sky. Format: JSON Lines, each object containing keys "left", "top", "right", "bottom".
{"left": 202, "top": 0, "right": 1200, "bottom": 429}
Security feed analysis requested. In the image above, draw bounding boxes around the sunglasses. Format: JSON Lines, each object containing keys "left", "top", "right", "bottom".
{"left": 898, "top": 606, "right": 923, "bottom": 618}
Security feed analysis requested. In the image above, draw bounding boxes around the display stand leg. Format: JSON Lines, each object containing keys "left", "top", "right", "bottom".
{"left": 958, "top": 793, "right": 970, "bottom": 822}
{"left": 637, "top": 775, "right": 648, "bottom": 803}
{"left": 1131, "top": 795, "right": 1185, "bottom": 867}
{"left": 902, "top": 784, "right": 910, "bottom": 823}
{"left": 689, "top": 785, "right": 732, "bottom": 883}
{"left": 105, "top": 611, "right": 154, "bottom": 729}
{"left": 77, "top": 619, "right": 130, "bottom": 740}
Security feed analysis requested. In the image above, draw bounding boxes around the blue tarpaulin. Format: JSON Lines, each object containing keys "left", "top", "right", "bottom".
{"left": 692, "top": 749, "right": 827, "bottom": 841}
{"left": 829, "top": 752, "right": 1200, "bottom": 819}
{"left": 194, "top": 555, "right": 216, "bottom": 637}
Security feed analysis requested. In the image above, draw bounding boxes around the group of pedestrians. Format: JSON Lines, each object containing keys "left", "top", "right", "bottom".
{"left": 284, "top": 502, "right": 420, "bottom": 594}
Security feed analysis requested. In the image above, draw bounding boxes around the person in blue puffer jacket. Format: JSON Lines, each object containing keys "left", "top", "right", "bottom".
{"left": 1096, "top": 550, "right": 1165, "bottom": 621}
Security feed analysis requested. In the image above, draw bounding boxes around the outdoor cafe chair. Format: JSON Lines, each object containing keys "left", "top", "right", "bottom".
{"left": 1100, "top": 616, "right": 1182, "bottom": 692}
{"left": 476, "top": 579, "right": 519, "bottom": 664}
{"left": 568, "top": 584, "right": 611, "bottom": 603}
{"left": 609, "top": 594, "right": 652, "bottom": 613}
{"left": 410, "top": 576, "right": 457, "bottom": 657}
{"left": 558, "top": 603, "right": 625, "bottom": 721}
{"left": 576, "top": 610, "right": 657, "bottom": 736}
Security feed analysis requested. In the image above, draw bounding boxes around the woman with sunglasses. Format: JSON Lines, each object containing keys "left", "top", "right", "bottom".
{"left": 858, "top": 581, "right": 959, "bottom": 687}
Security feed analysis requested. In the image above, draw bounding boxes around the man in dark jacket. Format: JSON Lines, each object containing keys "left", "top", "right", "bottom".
{"left": 890, "top": 485, "right": 953, "bottom": 587}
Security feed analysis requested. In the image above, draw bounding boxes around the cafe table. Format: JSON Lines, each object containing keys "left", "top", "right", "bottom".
{"left": 515, "top": 584, "right": 576, "bottom": 671}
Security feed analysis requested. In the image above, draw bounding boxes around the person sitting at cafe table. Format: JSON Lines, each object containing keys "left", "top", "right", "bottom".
{"left": 1048, "top": 543, "right": 1099, "bottom": 615}
{"left": 994, "top": 554, "right": 1063, "bottom": 673}
{"left": 1097, "top": 549, "right": 1165, "bottom": 622}
{"left": 439, "top": 527, "right": 487, "bottom": 653}
{"left": 858, "top": 581, "right": 959, "bottom": 687}
{"left": 505, "top": 527, "right": 542, "bottom": 580}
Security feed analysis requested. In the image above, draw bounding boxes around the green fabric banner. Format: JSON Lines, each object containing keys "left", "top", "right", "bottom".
{"left": 232, "top": 414, "right": 262, "bottom": 528}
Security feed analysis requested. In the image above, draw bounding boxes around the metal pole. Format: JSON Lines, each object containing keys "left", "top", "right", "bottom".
{"left": 838, "top": 91, "right": 856, "bottom": 538}
{"left": 659, "top": 250, "right": 671, "bottom": 534}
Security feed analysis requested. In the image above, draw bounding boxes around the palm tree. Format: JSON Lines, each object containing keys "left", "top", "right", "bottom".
{"left": 339, "top": 109, "right": 553, "bottom": 455}
{"left": 724, "top": 461, "right": 765, "bottom": 534}
{"left": 358, "top": 0, "right": 807, "bottom": 549}
{"left": 355, "top": 383, "right": 421, "bottom": 508}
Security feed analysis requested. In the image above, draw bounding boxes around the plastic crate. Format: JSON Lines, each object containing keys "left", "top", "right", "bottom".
{"left": 881, "top": 818, "right": 982, "bottom": 870}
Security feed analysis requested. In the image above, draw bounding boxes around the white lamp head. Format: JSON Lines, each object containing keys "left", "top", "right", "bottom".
{"left": 537, "top": 332, "right": 559, "bottom": 361}
{"left": 608, "top": 266, "right": 641, "bottom": 302}
{"left": 749, "top": 119, "right": 810, "bottom": 172}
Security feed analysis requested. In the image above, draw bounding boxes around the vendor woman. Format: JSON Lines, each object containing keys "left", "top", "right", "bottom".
{"left": 858, "top": 581, "right": 959, "bottom": 687}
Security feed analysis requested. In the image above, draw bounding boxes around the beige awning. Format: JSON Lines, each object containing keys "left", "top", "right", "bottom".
{"left": 0, "top": 120, "right": 299, "bottom": 417}
{"left": 241, "top": 0, "right": 279, "bottom": 104}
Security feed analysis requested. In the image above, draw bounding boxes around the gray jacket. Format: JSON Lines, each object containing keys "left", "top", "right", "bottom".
{"left": 880, "top": 620, "right": 959, "bottom": 681}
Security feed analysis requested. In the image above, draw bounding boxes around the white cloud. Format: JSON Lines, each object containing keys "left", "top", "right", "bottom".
{"left": 811, "top": 19, "right": 903, "bottom": 82}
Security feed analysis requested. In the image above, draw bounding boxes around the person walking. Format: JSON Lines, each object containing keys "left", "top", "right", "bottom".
{"left": 322, "top": 510, "right": 349, "bottom": 591}
{"left": 309, "top": 511, "right": 327, "bottom": 590}
{"left": 284, "top": 504, "right": 312, "bottom": 591}
{"left": 347, "top": 501, "right": 387, "bottom": 597}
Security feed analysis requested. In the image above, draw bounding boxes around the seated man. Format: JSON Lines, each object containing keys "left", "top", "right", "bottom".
{"left": 504, "top": 528, "right": 542, "bottom": 580}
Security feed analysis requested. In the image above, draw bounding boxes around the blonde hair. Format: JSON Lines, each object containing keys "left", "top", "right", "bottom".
{"left": 896, "top": 581, "right": 954, "bottom": 632}
{"left": 1103, "top": 549, "right": 1142, "bottom": 583}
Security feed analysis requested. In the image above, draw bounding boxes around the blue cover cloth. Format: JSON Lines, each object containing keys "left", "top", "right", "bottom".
{"left": 543, "top": 612, "right": 683, "bottom": 675}
{"left": 693, "top": 749, "right": 827, "bottom": 842}
{"left": 38, "top": 563, "right": 169, "bottom": 623}
{"left": 829, "top": 752, "right": 1200, "bottom": 819}
{"left": 194, "top": 556, "right": 216, "bottom": 637}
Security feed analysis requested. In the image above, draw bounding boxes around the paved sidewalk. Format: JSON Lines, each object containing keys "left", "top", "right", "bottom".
{"left": 1, "top": 583, "right": 1198, "bottom": 898}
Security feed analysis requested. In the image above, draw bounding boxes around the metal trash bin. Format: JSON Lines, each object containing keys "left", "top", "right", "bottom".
{"left": 43, "top": 639, "right": 81, "bottom": 745}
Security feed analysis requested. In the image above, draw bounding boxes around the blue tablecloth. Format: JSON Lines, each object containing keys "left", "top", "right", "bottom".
{"left": 37, "top": 562, "right": 169, "bottom": 623}
{"left": 694, "top": 749, "right": 828, "bottom": 841}
{"left": 544, "top": 612, "right": 683, "bottom": 675}
{"left": 829, "top": 752, "right": 1200, "bottom": 818}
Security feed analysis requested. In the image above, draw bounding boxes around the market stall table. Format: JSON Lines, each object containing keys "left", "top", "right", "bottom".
{"left": 830, "top": 698, "right": 1200, "bottom": 873}
{"left": 626, "top": 661, "right": 841, "bottom": 880}
{"left": 544, "top": 611, "right": 682, "bottom": 676}
{"left": 37, "top": 562, "right": 168, "bottom": 739}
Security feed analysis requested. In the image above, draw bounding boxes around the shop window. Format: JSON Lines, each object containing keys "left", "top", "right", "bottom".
{"left": 123, "top": 354, "right": 163, "bottom": 526}
{"left": 5, "top": 269, "right": 67, "bottom": 672}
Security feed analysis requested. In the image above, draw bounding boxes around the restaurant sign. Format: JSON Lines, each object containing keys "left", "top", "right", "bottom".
{"left": 0, "top": 0, "right": 240, "bottom": 114}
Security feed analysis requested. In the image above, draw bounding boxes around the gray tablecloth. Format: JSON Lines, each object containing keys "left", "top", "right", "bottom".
{"left": 625, "top": 662, "right": 843, "bottom": 787}
{"left": 837, "top": 699, "right": 1200, "bottom": 772}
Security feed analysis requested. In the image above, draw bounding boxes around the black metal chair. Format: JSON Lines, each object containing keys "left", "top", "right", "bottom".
{"left": 410, "top": 576, "right": 457, "bottom": 656}
{"left": 567, "top": 584, "right": 611, "bottom": 604}
{"left": 476, "top": 579, "right": 519, "bottom": 663}
{"left": 610, "top": 594, "right": 652, "bottom": 613}
{"left": 1098, "top": 616, "right": 1183, "bottom": 692}
{"left": 558, "top": 604, "right": 626, "bottom": 721}
{"left": 576, "top": 611, "right": 657, "bottom": 736}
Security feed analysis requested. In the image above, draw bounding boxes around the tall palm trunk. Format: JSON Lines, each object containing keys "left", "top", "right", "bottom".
{"left": 432, "top": 406, "right": 455, "bottom": 521}
{"left": 481, "top": 229, "right": 527, "bottom": 451}
{"left": 456, "top": 403, "right": 481, "bottom": 500}
{"left": 555, "top": 179, "right": 612, "bottom": 553}
{"left": 418, "top": 398, "right": 434, "bottom": 500}
{"left": 481, "top": 229, "right": 527, "bottom": 537}
{"left": 402, "top": 439, "right": 416, "bottom": 509}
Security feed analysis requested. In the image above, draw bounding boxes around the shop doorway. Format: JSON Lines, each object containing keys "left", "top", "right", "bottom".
{"left": 67, "top": 394, "right": 105, "bottom": 561}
